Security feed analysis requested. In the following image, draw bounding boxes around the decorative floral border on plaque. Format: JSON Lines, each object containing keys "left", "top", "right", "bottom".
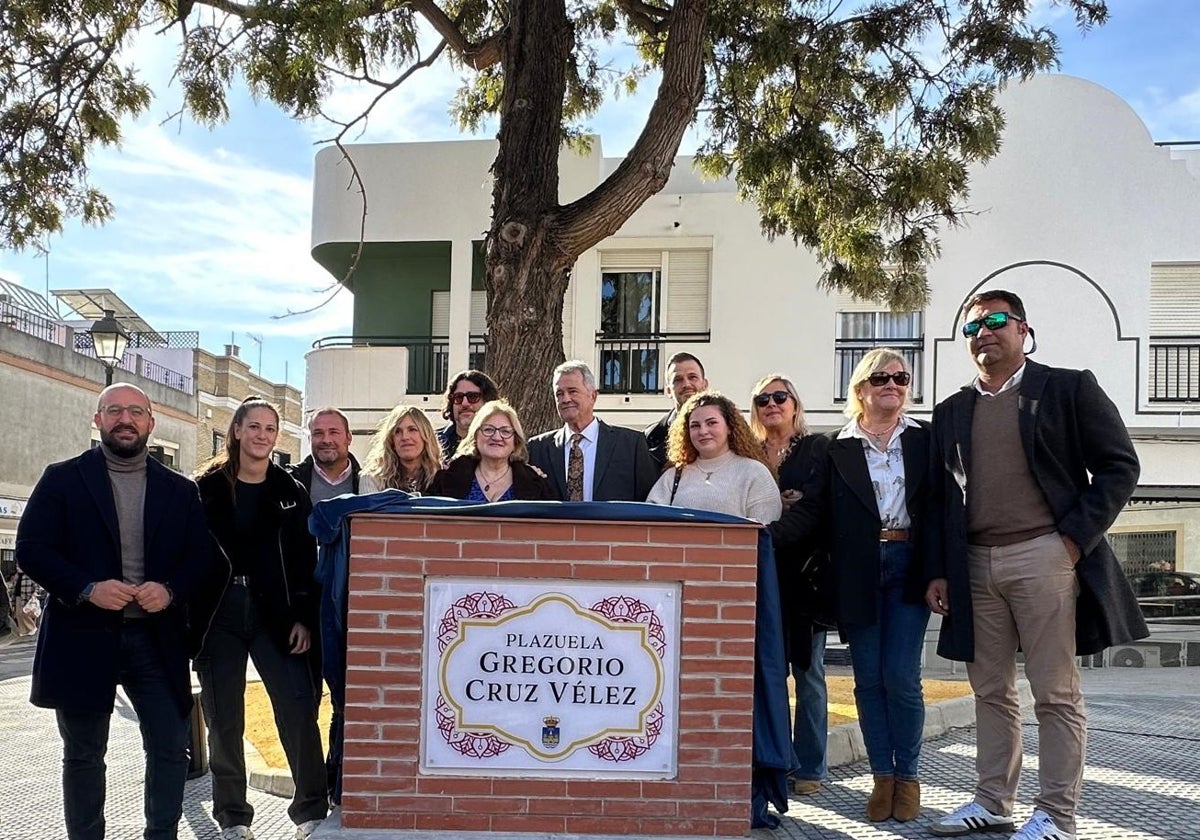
{"left": 434, "top": 590, "right": 668, "bottom": 762}
{"left": 435, "top": 592, "right": 517, "bottom": 758}
{"left": 586, "top": 595, "right": 667, "bottom": 762}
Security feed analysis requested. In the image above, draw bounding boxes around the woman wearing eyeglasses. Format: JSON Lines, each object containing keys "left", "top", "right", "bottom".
{"left": 771, "top": 348, "right": 932, "bottom": 824}
{"left": 359, "top": 405, "right": 441, "bottom": 494}
{"left": 427, "top": 400, "right": 553, "bottom": 501}
{"left": 646, "top": 391, "right": 781, "bottom": 523}
{"left": 750, "top": 374, "right": 833, "bottom": 798}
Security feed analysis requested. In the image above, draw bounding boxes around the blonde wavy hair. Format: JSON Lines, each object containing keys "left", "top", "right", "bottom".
{"left": 361, "top": 404, "right": 441, "bottom": 491}
{"left": 844, "top": 348, "right": 913, "bottom": 419}
{"left": 666, "top": 391, "right": 771, "bottom": 472}
{"left": 748, "top": 373, "right": 808, "bottom": 440}
{"left": 455, "top": 400, "right": 530, "bottom": 463}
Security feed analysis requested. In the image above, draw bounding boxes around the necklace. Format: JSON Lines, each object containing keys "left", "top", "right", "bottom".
{"left": 859, "top": 418, "right": 898, "bottom": 446}
{"left": 476, "top": 465, "right": 511, "bottom": 492}
{"left": 695, "top": 453, "right": 732, "bottom": 485}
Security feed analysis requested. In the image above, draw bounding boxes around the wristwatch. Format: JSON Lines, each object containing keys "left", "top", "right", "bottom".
{"left": 78, "top": 582, "right": 96, "bottom": 605}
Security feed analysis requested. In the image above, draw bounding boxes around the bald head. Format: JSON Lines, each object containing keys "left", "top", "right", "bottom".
{"left": 95, "top": 384, "right": 155, "bottom": 457}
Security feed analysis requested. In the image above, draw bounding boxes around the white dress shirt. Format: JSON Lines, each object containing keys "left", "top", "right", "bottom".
{"left": 838, "top": 415, "right": 921, "bottom": 529}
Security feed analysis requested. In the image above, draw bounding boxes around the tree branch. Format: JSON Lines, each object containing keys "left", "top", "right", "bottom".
{"left": 615, "top": 0, "right": 671, "bottom": 37}
{"left": 556, "top": 0, "right": 707, "bottom": 255}
{"left": 407, "top": 0, "right": 503, "bottom": 70}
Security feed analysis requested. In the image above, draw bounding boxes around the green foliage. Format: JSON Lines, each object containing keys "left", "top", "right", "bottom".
{"left": 0, "top": 0, "right": 1108, "bottom": 308}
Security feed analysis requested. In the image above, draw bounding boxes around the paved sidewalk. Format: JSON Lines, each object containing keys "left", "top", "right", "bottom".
{"left": 3, "top": 630, "right": 1196, "bottom": 839}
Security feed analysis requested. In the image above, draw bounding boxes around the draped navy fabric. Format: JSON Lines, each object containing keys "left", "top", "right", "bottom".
{"left": 309, "top": 493, "right": 791, "bottom": 825}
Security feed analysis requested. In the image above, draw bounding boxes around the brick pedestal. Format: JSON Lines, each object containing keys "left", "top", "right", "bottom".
{"left": 341, "top": 514, "right": 761, "bottom": 837}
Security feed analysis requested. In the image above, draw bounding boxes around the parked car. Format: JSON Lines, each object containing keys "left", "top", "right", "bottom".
{"left": 1127, "top": 571, "right": 1200, "bottom": 620}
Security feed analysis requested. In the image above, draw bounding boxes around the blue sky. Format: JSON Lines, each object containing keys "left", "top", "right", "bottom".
{"left": 1, "top": 0, "right": 1198, "bottom": 389}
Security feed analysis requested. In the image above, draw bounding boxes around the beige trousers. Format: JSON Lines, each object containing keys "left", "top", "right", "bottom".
{"left": 966, "top": 532, "right": 1085, "bottom": 834}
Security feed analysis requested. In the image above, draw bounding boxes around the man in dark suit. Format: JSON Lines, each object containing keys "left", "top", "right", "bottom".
{"left": 17, "top": 383, "right": 213, "bottom": 840}
{"left": 643, "top": 352, "right": 708, "bottom": 470}
{"left": 528, "top": 361, "right": 658, "bottom": 502}
{"left": 926, "top": 291, "right": 1147, "bottom": 840}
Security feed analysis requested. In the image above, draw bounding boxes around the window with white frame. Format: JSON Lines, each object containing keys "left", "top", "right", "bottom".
{"left": 834, "top": 310, "right": 924, "bottom": 402}
{"left": 596, "top": 249, "right": 711, "bottom": 393}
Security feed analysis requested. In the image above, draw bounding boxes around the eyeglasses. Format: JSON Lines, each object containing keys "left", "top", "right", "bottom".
{"left": 451, "top": 391, "right": 484, "bottom": 405}
{"left": 962, "top": 311, "right": 1024, "bottom": 338}
{"left": 866, "top": 371, "right": 912, "bottom": 387}
{"left": 100, "top": 404, "right": 150, "bottom": 419}
{"left": 479, "top": 425, "right": 515, "bottom": 440}
{"left": 753, "top": 391, "right": 791, "bottom": 407}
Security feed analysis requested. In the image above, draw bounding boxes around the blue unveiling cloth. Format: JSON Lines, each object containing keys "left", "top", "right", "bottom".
{"left": 308, "top": 493, "right": 792, "bottom": 826}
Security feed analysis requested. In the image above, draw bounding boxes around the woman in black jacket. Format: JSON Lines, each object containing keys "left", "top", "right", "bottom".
{"left": 770, "top": 349, "right": 932, "bottom": 824}
{"left": 193, "top": 396, "right": 327, "bottom": 840}
{"left": 427, "top": 400, "right": 553, "bottom": 501}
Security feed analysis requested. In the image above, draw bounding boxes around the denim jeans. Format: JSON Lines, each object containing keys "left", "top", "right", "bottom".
{"left": 843, "top": 540, "right": 930, "bottom": 779}
{"left": 194, "top": 585, "right": 327, "bottom": 829}
{"left": 56, "top": 621, "right": 190, "bottom": 840}
{"left": 319, "top": 584, "right": 346, "bottom": 806}
{"left": 791, "top": 630, "right": 828, "bottom": 780}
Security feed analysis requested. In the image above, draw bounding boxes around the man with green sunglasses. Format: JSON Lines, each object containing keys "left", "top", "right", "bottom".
{"left": 924, "top": 290, "right": 1147, "bottom": 840}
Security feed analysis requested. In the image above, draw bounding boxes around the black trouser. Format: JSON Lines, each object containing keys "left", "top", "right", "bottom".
{"left": 194, "top": 584, "right": 327, "bottom": 829}
{"left": 57, "top": 621, "right": 190, "bottom": 840}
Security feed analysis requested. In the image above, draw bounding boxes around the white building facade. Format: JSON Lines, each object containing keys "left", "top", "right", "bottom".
{"left": 307, "top": 74, "right": 1200, "bottom": 575}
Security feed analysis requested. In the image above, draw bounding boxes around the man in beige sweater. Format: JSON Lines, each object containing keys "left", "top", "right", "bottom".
{"left": 925, "top": 290, "right": 1145, "bottom": 840}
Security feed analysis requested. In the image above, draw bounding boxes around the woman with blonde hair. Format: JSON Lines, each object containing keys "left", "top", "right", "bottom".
{"left": 771, "top": 348, "right": 932, "bottom": 823}
{"left": 359, "top": 404, "right": 441, "bottom": 494}
{"left": 751, "top": 373, "right": 831, "bottom": 798}
{"left": 646, "top": 391, "right": 781, "bottom": 524}
{"left": 427, "top": 400, "right": 553, "bottom": 501}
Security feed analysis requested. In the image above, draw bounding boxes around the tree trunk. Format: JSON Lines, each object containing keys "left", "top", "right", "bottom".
{"left": 484, "top": 0, "right": 574, "bottom": 434}
{"left": 484, "top": 0, "right": 708, "bottom": 433}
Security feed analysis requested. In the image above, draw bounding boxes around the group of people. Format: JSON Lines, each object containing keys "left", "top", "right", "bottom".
{"left": 13, "top": 287, "right": 1146, "bottom": 840}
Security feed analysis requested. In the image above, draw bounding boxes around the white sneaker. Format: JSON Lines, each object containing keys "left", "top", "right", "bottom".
{"left": 295, "top": 818, "right": 323, "bottom": 839}
{"left": 220, "top": 828, "right": 255, "bottom": 840}
{"left": 931, "top": 802, "right": 1016, "bottom": 836}
{"left": 1010, "top": 810, "right": 1075, "bottom": 840}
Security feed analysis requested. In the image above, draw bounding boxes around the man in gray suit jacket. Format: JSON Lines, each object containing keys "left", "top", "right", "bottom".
{"left": 528, "top": 361, "right": 658, "bottom": 502}
{"left": 926, "top": 290, "right": 1147, "bottom": 840}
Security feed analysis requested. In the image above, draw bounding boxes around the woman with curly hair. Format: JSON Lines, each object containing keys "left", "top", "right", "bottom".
{"left": 427, "top": 400, "right": 553, "bottom": 501}
{"left": 646, "top": 391, "right": 781, "bottom": 523}
{"left": 359, "top": 405, "right": 441, "bottom": 494}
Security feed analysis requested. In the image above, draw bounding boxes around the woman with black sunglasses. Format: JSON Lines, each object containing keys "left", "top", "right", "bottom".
{"left": 750, "top": 374, "right": 834, "bottom": 799}
{"left": 770, "top": 348, "right": 933, "bottom": 824}
{"left": 427, "top": 400, "right": 554, "bottom": 501}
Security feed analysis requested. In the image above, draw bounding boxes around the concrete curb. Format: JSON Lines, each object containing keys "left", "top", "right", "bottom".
{"left": 250, "top": 679, "right": 1033, "bottom": 801}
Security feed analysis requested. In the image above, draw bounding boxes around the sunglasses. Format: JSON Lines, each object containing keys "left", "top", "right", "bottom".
{"left": 753, "top": 390, "right": 791, "bottom": 407}
{"left": 866, "top": 371, "right": 912, "bottom": 387}
{"left": 962, "top": 311, "right": 1024, "bottom": 338}
{"left": 451, "top": 391, "right": 484, "bottom": 405}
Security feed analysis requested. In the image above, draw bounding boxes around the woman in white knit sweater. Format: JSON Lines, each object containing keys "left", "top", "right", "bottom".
{"left": 646, "top": 391, "right": 782, "bottom": 524}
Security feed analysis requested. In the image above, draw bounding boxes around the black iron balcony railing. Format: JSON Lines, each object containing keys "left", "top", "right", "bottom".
{"left": 833, "top": 339, "right": 924, "bottom": 403}
{"left": 593, "top": 332, "right": 712, "bottom": 394}
{"left": 0, "top": 300, "right": 68, "bottom": 345}
{"left": 1149, "top": 339, "right": 1200, "bottom": 402}
{"left": 312, "top": 334, "right": 488, "bottom": 394}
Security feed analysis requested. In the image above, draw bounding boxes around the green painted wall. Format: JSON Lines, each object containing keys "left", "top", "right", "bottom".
{"left": 311, "top": 240, "right": 486, "bottom": 338}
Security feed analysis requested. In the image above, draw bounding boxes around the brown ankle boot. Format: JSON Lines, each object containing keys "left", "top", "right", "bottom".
{"left": 892, "top": 777, "right": 921, "bottom": 821}
{"left": 866, "top": 774, "right": 894, "bottom": 821}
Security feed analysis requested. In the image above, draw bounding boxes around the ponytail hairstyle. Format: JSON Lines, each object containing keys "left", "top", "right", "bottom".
{"left": 195, "top": 395, "right": 281, "bottom": 491}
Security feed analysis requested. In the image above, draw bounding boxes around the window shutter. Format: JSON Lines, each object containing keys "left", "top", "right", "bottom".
{"left": 1150, "top": 263, "right": 1200, "bottom": 335}
{"left": 431, "top": 291, "right": 450, "bottom": 334}
{"left": 470, "top": 290, "right": 488, "bottom": 334}
{"left": 665, "top": 250, "right": 710, "bottom": 332}
{"left": 600, "top": 250, "right": 663, "bottom": 270}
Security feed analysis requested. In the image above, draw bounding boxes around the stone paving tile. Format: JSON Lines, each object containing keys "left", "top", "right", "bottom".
{"left": 0, "top": 646, "right": 294, "bottom": 839}
{"left": 5, "top": 632, "right": 1197, "bottom": 840}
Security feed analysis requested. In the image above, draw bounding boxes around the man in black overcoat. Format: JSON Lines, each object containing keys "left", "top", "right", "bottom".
{"left": 926, "top": 291, "right": 1147, "bottom": 840}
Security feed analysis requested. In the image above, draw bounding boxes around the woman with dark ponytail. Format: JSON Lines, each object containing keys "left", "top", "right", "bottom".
{"left": 192, "top": 396, "right": 328, "bottom": 840}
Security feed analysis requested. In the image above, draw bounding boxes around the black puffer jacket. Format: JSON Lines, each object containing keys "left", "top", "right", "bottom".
{"left": 192, "top": 463, "right": 319, "bottom": 656}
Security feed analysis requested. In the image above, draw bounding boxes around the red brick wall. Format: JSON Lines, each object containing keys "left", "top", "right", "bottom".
{"left": 341, "top": 514, "right": 761, "bottom": 836}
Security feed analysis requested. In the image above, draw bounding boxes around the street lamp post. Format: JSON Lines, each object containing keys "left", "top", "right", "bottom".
{"left": 89, "top": 309, "right": 130, "bottom": 386}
